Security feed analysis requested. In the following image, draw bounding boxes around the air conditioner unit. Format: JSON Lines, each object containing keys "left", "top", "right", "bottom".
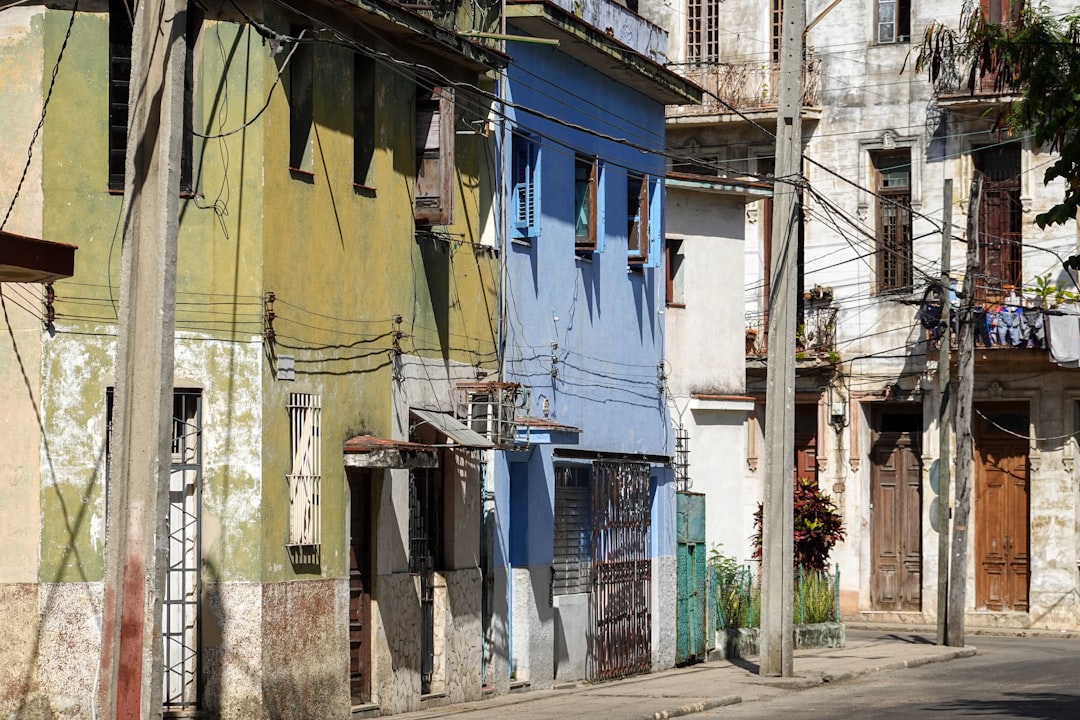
{"left": 457, "top": 382, "right": 521, "bottom": 446}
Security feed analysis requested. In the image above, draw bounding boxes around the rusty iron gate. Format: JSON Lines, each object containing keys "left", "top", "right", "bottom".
{"left": 588, "top": 460, "right": 652, "bottom": 681}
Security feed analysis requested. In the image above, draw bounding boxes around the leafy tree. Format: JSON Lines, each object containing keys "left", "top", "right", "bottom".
{"left": 915, "top": 2, "right": 1080, "bottom": 232}
{"left": 752, "top": 476, "right": 846, "bottom": 570}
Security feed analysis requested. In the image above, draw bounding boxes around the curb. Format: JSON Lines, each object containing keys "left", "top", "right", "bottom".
{"left": 642, "top": 695, "right": 742, "bottom": 720}
{"left": 818, "top": 647, "right": 977, "bottom": 683}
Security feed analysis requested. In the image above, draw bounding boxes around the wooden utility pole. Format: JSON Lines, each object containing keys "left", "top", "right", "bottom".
{"left": 97, "top": 1, "right": 187, "bottom": 717}
{"left": 936, "top": 178, "right": 953, "bottom": 646}
{"left": 947, "top": 175, "right": 981, "bottom": 648}
{"left": 760, "top": 0, "right": 804, "bottom": 679}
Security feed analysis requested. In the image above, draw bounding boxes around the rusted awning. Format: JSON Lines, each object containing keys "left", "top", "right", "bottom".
{"left": 343, "top": 435, "right": 438, "bottom": 469}
{"left": 0, "top": 231, "right": 77, "bottom": 283}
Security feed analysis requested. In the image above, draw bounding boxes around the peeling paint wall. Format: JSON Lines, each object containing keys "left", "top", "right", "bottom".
{"left": 3, "top": 0, "right": 503, "bottom": 715}
{"left": 666, "top": 0, "right": 1080, "bottom": 630}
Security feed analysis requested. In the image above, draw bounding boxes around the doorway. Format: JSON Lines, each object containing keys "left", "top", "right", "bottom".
{"left": 974, "top": 403, "right": 1029, "bottom": 611}
{"left": 348, "top": 472, "right": 374, "bottom": 705}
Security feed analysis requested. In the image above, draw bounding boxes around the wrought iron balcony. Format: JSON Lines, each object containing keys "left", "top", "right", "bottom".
{"left": 745, "top": 304, "right": 838, "bottom": 362}
{"left": 666, "top": 54, "right": 821, "bottom": 122}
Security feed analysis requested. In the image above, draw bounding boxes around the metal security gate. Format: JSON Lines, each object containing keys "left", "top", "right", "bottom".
{"left": 589, "top": 461, "right": 652, "bottom": 681}
{"left": 164, "top": 391, "right": 201, "bottom": 710}
{"left": 409, "top": 467, "right": 441, "bottom": 694}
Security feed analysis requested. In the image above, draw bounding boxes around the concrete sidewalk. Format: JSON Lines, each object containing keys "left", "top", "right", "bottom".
{"left": 388, "top": 631, "right": 975, "bottom": 720}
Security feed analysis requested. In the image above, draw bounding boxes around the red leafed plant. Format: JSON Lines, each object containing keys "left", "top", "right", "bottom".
{"left": 752, "top": 476, "right": 845, "bottom": 570}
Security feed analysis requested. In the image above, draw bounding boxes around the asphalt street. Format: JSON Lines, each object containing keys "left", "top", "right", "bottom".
{"left": 694, "top": 631, "right": 1080, "bottom": 719}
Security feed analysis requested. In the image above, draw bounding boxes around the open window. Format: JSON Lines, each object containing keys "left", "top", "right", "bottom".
{"left": 288, "top": 27, "right": 315, "bottom": 175}
{"left": 574, "top": 154, "right": 598, "bottom": 252}
{"left": 876, "top": 0, "right": 911, "bottom": 44}
{"left": 512, "top": 133, "right": 541, "bottom": 240}
{"left": 415, "top": 86, "right": 455, "bottom": 225}
{"left": 353, "top": 55, "right": 376, "bottom": 188}
{"left": 628, "top": 174, "right": 661, "bottom": 267}
{"left": 665, "top": 237, "right": 685, "bottom": 306}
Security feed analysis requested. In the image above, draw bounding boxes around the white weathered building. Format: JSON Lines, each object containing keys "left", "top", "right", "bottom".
{"left": 664, "top": 0, "right": 1080, "bottom": 630}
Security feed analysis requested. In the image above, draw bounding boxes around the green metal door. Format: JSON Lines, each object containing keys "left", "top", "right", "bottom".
{"left": 676, "top": 492, "right": 706, "bottom": 664}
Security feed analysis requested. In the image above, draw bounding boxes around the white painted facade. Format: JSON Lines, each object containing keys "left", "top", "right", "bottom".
{"left": 666, "top": 0, "right": 1080, "bottom": 628}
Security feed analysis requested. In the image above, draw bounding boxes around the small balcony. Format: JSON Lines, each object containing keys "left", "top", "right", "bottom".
{"left": 666, "top": 54, "right": 821, "bottom": 124}
{"left": 745, "top": 304, "right": 838, "bottom": 365}
{"left": 930, "top": 64, "right": 1019, "bottom": 109}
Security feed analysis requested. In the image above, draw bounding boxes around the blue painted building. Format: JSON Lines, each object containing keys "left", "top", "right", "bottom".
{"left": 491, "top": 0, "right": 700, "bottom": 687}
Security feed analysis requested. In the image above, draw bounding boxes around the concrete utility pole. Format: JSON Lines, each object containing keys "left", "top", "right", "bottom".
{"left": 97, "top": 1, "right": 187, "bottom": 718}
{"left": 947, "top": 175, "right": 981, "bottom": 648}
{"left": 936, "top": 178, "right": 953, "bottom": 646}
{"left": 760, "top": 0, "right": 805, "bottom": 679}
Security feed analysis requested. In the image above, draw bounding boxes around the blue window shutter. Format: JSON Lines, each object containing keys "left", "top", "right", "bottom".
{"left": 512, "top": 136, "right": 540, "bottom": 239}
{"left": 647, "top": 177, "right": 663, "bottom": 267}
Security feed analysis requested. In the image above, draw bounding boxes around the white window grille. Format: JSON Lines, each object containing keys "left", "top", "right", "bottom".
{"left": 287, "top": 393, "right": 321, "bottom": 546}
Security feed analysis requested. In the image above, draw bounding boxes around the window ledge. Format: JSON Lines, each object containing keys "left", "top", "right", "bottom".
{"left": 289, "top": 167, "right": 315, "bottom": 183}
{"left": 353, "top": 183, "right": 376, "bottom": 197}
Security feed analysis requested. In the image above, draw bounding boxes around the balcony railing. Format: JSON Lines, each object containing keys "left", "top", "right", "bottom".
{"left": 745, "top": 305, "right": 838, "bottom": 361}
{"left": 930, "top": 61, "right": 1017, "bottom": 103}
{"left": 667, "top": 54, "right": 821, "bottom": 120}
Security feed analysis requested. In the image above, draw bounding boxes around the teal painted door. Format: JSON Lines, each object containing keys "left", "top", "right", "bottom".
{"left": 676, "top": 492, "right": 707, "bottom": 664}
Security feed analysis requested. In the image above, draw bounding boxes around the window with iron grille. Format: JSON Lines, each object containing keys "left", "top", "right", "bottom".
{"left": 873, "top": 150, "right": 913, "bottom": 293}
{"left": 287, "top": 393, "right": 321, "bottom": 546}
{"left": 687, "top": 0, "right": 720, "bottom": 64}
{"left": 675, "top": 426, "right": 690, "bottom": 491}
{"left": 974, "top": 144, "right": 1022, "bottom": 303}
{"left": 553, "top": 466, "right": 592, "bottom": 596}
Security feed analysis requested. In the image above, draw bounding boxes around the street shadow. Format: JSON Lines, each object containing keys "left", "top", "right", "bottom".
{"left": 883, "top": 633, "right": 935, "bottom": 645}
{"left": 938, "top": 691, "right": 1080, "bottom": 718}
{"left": 725, "top": 655, "right": 759, "bottom": 674}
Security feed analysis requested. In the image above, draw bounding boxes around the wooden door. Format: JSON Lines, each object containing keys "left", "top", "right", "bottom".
{"left": 348, "top": 474, "right": 373, "bottom": 704}
{"left": 870, "top": 433, "right": 922, "bottom": 610}
{"left": 795, "top": 433, "right": 817, "bottom": 484}
{"left": 975, "top": 436, "right": 1029, "bottom": 611}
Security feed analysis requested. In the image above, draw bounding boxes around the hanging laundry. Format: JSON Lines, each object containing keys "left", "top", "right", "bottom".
{"left": 1047, "top": 304, "right": 1080, "bottom": 368}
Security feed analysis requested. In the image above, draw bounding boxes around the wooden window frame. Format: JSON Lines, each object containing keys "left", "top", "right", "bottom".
{"left": 109, "top": 2, "right": 199, "bottom": 194}
{"left": 973, "top": 144, "right": 1022, "bottom": 302}
{"left": 415, "top": 87, "right": 455, "bottom": 226}
{"left": 687, "top": 0, "right": 720, "bottom": 64}
{"left": 108, "top": 0, "right": 133, "bottom": 193}
{"left": 771, "top": 0, "right": 783, "bottom": 65}
{"left": 665, "top": 237, "right": 685, "bottom": 307}
{"left": 873, "top": 150, "right": 913, "bottom": 293}
{"left": 628, "top": 175, "right": 660, "bottom": 267}
{"left": 574, "top": 154, "right": 598, "bottom": 252}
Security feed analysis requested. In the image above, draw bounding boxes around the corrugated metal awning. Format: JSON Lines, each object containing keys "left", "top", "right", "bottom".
{"left": 411, "top": 408, "right": 495, "bottom": 449}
